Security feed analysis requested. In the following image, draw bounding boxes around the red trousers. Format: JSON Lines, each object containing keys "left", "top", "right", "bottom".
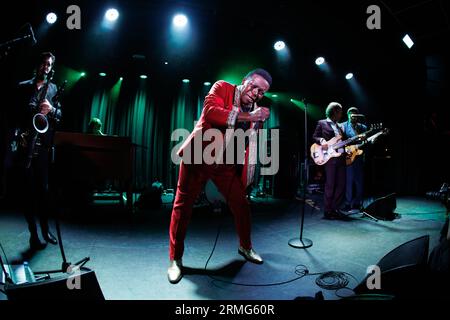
{"left": 169, "top": 161, "right": 252, "bottom": 260}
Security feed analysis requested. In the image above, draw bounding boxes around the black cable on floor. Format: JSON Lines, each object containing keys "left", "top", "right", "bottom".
{"left": 314, "top": 271, "right": 358, "bottom": 291}
{"left": 204, "top": 219, "right": 359, "bottom": 292}
{"left": 204, "top": 222, "right": 309, "bottom": 286}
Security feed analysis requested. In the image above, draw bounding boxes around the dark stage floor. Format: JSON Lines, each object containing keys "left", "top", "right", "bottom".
{"left": 0, "top": 195, "right": 446, "bottom": 300}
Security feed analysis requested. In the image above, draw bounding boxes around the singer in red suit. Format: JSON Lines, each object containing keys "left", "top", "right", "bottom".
{"left": 168, "top": 69, "right": 272, "bottom": 283}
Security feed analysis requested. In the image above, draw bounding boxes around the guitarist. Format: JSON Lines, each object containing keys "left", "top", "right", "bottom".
{"left": 342, "top": 107, "right": 367, "bottom": 212}
{"left": 312, "top": 102, "right": 349, "bottom": 220}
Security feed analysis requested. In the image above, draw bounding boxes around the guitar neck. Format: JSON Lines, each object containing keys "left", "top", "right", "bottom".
{"left": 367, "top": 131, "right": 383, "bottom": 143}
{"left": 333, "top": 134, "right": 364, "bottom": 150}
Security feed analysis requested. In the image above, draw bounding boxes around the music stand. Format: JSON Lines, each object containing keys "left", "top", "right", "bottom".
{"left": 289, "top": 99, "right": 313, "bottom": 249}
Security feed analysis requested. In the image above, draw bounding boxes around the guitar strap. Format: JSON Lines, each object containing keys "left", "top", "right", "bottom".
{"left": 352, "top": 122, "right": 360, "bottom": 135}
{"left": 336, "top": 122, "right": 344, "bottom": 137}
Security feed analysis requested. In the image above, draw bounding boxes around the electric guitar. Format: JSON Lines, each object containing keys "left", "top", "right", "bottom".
{"left": 310, "top": 124, "right": 382, "bottom": 166}
{"left": 345, "top": 128, "right": 389, "bottom": 165}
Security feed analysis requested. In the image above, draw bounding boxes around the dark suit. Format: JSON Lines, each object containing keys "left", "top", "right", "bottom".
{"left": 343, "top": 121, "right": 367, "bottom": 209}
{"left": 313, "top": 119, "right": 347, "bottom": 213}
{"left": 13, "top": 78, "right": 61, "bottom": 240}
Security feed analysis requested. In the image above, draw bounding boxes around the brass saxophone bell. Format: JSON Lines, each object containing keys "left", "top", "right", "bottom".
{"left": 32, "top": 113, "right": 49, "bottom": 133}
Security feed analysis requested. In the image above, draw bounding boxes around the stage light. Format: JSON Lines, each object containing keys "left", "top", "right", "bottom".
{"left": 80, "top": 72, "right": 86, "bottom": 77}
{"left": 402, "top": 34, "right": 414, "bottom": 49}
{"left": 140, "top": 75, "right": 147, "bottom": 79}
{"left": 204, "top": 82, "right": 211, "bottom": 86}
{"left": 99, "top": 72, "right": 107, "bottom": 77}
{"left": 345, "top": 73, "right": 354, "bottom": 80}
{"left": 119, "top": 77, "right": 123, "bottom": 81}
{"left": 315, "top": 57, "right": 325, "bottom": 65}
{"left": 182, "top": 79, "right": 190, "bottom": 83}
{"left": 274, "top": 41, "right": 286, "bottom": 51}
{"left": 105, "top": 8, "right": 119, "bottom": 22}
{"left": 164, "top": 61, "right": 169, "bottom": 65}
{"left": 46, "top": 12, "right": 57, "bottom": 24}
{"left": 272, "top": 94, "right": 278, "bottom": 98}
{"left": 173, "top": 14, "right": 188, "bottom": 28}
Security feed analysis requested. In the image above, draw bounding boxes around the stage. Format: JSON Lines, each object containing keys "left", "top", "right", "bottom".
{"left": 0, "top": 195, "right": 445, "bottom": 300}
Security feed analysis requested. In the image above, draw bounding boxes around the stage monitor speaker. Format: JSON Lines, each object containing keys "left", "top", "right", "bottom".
{"left": 354, "top": 235, "right": 429, "bottom": 298}
{"left": 4, "top": 269, "right": 104, "bottom": 300}
{"left": 364, "top": 193, "right": 397, "bottom": 220}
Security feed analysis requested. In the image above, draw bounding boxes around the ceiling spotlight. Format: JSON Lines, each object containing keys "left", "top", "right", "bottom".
{"left": 105, "top": 8, "right": 119, "bottom": 22}
{"left": 80, "top": 72, "right": 86, "bottom": 77}
{"left": 402, "top": 34, "right": 414, "bottom": 49}
{"left": 182, "top": 79, "right": 190, "bottom": 83}
{"left": 272, "top": 94, "right": 278, "bottom": 98}
{"left": 173, "top": 14, "right": 188, "bottom": 28}
{"left": 345, "top": 73, "right": 354, "bottom": 80}
{"left": 119, "top": 77, "right": 123, "bottom": 81}
{"left": 140, "top": 75, "right": 148, "bottom": 79}
{"left": 46, "top": 12, "right": 57, "bottom": 24}
{"left": 164, "top": 61, "right": 169, "bottom": 65}
{"left": 274, "top": 41, "right": 286, "bottom": 51}
{"left": 203, "top": 82, "right": 211, "bottom": 86}
{"left": 99, "top": 72, "right": 107, "bottom": 77}
{"left": 315, "top": 57, "right": 325, "bottom": 65}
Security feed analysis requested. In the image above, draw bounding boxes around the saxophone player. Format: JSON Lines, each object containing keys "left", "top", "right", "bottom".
{"left": 13, "top": 52, "right": 62, "bottom": 250}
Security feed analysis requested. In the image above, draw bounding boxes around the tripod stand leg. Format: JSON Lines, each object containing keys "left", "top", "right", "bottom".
{"left": 361, "top": 210, "right": 379, "bottom": 222}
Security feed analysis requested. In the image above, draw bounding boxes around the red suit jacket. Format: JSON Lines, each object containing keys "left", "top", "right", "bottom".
{"left": 177, "top": 80, "right": 259, "bottom": 187}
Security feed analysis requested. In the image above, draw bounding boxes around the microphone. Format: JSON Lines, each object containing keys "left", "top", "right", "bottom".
{"left": 27, "top": 23, "right": 37, "bottom": 45}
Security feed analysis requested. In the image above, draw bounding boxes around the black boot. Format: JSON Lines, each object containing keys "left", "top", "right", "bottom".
{"left": 43, "top": 231, "right": 58, "bottom": 245}
{"left": 29, "top": 235, "right": 47, "bottom": 251}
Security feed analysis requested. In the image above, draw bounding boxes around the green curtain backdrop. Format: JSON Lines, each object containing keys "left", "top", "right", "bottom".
{"left": 168, "top": 83, "right": 199, "bottom": 188}
{"left": 81, "top": 79, "right": 282, "bottom": 191}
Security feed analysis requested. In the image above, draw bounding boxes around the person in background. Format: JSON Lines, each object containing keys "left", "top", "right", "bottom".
{"left": 342, "top": 107, "right": 367, "bottom": 212}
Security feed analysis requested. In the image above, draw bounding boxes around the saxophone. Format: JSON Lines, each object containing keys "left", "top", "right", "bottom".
{"left": 23, "top": 69, "right": 55, "bottom": 168}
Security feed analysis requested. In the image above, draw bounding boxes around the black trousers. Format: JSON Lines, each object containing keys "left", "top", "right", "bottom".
{"left": 345, "top": 157, "right": 364, "bottom": 208}
{"left": 21, "top": 150, "right": 52, "bottom": 238}
{"left": 323, "top": 156, "right": 346, "bottom": 213}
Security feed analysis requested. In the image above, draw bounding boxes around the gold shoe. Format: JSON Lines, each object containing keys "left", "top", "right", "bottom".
{"left": 238, "top": 247, "right": 263, "bottom": 264}
{"left": 167, "top": 259, "right": 183, "bottom": 284}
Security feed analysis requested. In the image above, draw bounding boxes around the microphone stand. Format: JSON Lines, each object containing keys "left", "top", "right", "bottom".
{"left": 34, "top": 80, "right": 90, "bottom": 276}
{"left": 288, "top": 98, "right": 313, "bottom": 249}
{"left": 0, "top": 23, "right": 35, "bottom": 60}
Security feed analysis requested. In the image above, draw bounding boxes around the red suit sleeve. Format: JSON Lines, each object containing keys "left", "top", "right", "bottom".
{"left": 203, "top": 81, "right": 239, "bottom": 128}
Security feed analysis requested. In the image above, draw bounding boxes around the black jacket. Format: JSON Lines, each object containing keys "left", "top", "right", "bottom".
{"left": 13, "top": 78, "right": 62, "bottom": 148}
{"left": 312, "top": 119, "right": 346, "bottom": 144}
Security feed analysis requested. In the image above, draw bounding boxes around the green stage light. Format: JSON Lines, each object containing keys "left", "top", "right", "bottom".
{"left": 140, "top": 75, "right": 148, "bottom": 79}
{"left": 182, "top": 79, "right": 190, "bottom": 83}
{"left": 99, "top": 72, "right": 107, "bottom": 77}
